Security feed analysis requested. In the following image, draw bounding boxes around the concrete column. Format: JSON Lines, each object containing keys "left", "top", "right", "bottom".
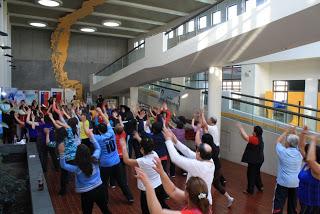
{"left": 120, "top": 96, "right": 126, "bottom": 105}
{"left": 129, "top": 87, "right": 139, "bottom": 108}
{"left": 304, "top": 78, "right": 318, "bottom": 129}
{"left": 208, "top": 67, "right": 222, "bottom": 131}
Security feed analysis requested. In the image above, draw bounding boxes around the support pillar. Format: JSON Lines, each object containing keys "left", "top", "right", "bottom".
{"left": 304, "top": 78, "right": 318, "bottom": 129}
{"left": 130, "top": 87, "right": 139, "bottom": 109}
{"left": 208, "top": 67, "right": 222, "bottom": 131}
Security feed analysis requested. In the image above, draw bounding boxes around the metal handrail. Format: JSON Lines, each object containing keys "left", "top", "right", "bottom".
{"left": 231, "top": 92, "right": 320, "bottom": 113}
{"left": 222, "top": 96, "right": 320, "bottom": 122}
{"left": 95, "top": 42, "right": 145, "bottom": 75}
{"left": 148, "top": 83, "right": 181, "bottom": 93}
{"left": 158, "top": 81, "right": 206, "bottom": 90}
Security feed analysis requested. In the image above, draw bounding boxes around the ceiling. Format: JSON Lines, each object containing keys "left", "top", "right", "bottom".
{"left": 8, "top": 0, "right": 219, "bottom": 39}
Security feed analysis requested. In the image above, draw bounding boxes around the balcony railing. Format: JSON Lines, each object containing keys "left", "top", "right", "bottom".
{"left": 94, "top": 42, "right": 145, "bottom": 77}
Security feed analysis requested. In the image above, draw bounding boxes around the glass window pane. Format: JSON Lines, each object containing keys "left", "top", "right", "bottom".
{"left": 199, "top": 16, "right": 207, "bottom": 29}
{"left": 177, "top": 25, "right": 184, "bottom": 36}
{"left": 245, "top": 0, "right": 256, "bottom": 12}
{"left": 212, "top": 11, "right": 221, "bottom": 25}
{"left": 227, "top": 5, "right": 238, "bottom": 20}
{"left": 140, "top": 40, "right": 144, "bottom": 48}
{"left": 134, "top": 42, "right": 138, "bottom": 48}
{"left": 168, "top": 31, "right": 173, "bottom": 39}
{"left": 188, "top": 20, "right": 195, "bottom": 32}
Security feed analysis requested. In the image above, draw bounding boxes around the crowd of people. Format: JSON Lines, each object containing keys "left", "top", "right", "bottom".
{"left": 0, "top": 94, "right": 319, "bottom": 214}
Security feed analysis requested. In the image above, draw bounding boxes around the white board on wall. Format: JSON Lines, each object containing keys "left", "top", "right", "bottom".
{"left": 65, "top": 88, "right": 76, "bottom": 103}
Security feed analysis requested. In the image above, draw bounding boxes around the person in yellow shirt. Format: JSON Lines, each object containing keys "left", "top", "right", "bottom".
{"left": 80, "top": 112, "right": 92, "bottom": 153}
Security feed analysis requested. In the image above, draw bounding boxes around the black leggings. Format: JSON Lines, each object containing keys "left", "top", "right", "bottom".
{"left": 100, "top": 163, "right": 134, "bottom": 202}
{"left": 247, "top": 163, "right": 263, "bottom": 194}
{"left": 80, "top": 184, "right": 111, "bottom": 214}
{"left": 140, "top": 185, "right": 169, "bottom": 214}
{"left": 213, "top": 168, "right": 226, "bottom": 195}
{"left": 60, "top": 160, "right": 75, "bottom": 193}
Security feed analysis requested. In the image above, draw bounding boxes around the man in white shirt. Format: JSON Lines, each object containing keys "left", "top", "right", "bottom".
{"left": 163, "top": 127, "right": 215, "bottom": 205}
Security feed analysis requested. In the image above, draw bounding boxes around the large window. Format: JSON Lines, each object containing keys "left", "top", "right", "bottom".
{"left": 139, "top": 39, "right": 145, "bottom": 48}
{"left": 134, "top": 41, "right": 139, "bottom": 48}
{"left": 168, "top": 31, "right": 174, "bottom": 39}
{"left": 273, "top": 80, "right": 288, "bottom": 102}
{"left": 222, "top": 80, "right": 241, "bottom": 92}
{"left": 187, "top": 20, "right": 195, "bottom": 32}
{"left": 212, "top": 11, "right": 221, "bottom": 25}
{"left": 177, "top": 25, "right": 184, "bottom": 36}
{"left": 227, "top": 5, "right": 238, "bottom": 20}
{"left": 199, "top": 16, "right": 207, "bottom": 29}
{"left": 256, "top": 0, "right": 267, "bottom": 6}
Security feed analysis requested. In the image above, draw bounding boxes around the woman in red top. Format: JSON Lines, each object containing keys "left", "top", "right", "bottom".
{"left": 237, "top": 123, "right": 264, "bottom": 194}
{"left": 135, "top": 158, "right": 210, "bottom": 214}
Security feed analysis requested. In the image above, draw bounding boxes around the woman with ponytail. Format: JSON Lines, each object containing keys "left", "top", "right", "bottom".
{"left": 135, "top": 163, "right": 210, "bottom": 214}
{"left": 58, "top": 129, "right": 111, "bottom": 214}
{"left": 237, "top": 123, "right": 264, "bottom": 194}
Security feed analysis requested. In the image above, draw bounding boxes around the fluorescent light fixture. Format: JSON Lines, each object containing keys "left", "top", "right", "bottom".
{"left": 102, "top": 20, "right": 121, "bottom": 27}
{"left": 80, "top": 27, "right": 97, "bottom": 32}
{"left": 28, "top": 21, "right": 47, "bottom": 28}
{"left": 181, "top": 93, "right": 189, "bottom": 99}
{"left": 37, "top": 0, "right": 62, "bottom": 7}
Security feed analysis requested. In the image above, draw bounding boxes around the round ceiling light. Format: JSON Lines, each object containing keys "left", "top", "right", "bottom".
{"left": 37, "top": 0, "right": 62, "bottom": 7}
{"left": 80, "top": 27, "right": 97, "bottom": 33}
{"left": 28, "top": 21, "right": 47, "bottom": 28}
{"left": 102, "top": 20, "right": 121, "bottom": 27}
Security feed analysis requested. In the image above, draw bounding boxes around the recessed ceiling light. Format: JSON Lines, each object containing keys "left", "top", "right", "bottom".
{"left": 102, "top": 20, "right": 121, "bottom": 27}
{"left": 29, "top": 21, "right": 47, "bottom": 28}
{"left": 80, "top": 27, "right": 97, "bottom": 33}
{"left": 37, "top": 0, "right": 62, "bottom": 7}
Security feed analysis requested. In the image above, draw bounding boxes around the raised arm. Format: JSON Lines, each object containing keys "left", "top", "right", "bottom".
{"left": 48, "top": 113, "right": 63, "bottom": 129}
{"left": 44, "top": 128, "right": 50, "bottom": 145}
{"left": 120, "top": 138, "right": 138, "bottom": 167}
{"left": 96, "top": 107, "right": 110, "bottom": 125}
{"left": 58, "top": 143, "right": 78, "bottom": 173}
{"left": 153, "top": 157, "right": 186, "bottom": 203}
{"left": 135, "top": 167, "right": 180, "bottom": 214}
{"left": 14, "top": 112, "right": 25, "bottom": 126}
{"left": 306, "top": 136, "right": 320, "bottom": 177}
{"left": 195, "top": 128, "right": 201, "bottom": 147}
{"left": 236, "top": 123, "right": 249, "bottom": 142}
{"left": 299, "top": 126, "right": 308, "bottom": 159}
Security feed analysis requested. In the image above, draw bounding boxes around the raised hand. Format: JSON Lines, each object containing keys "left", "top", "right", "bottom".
{"left": 162, "top": 127, "right": 173, "bottom": 141}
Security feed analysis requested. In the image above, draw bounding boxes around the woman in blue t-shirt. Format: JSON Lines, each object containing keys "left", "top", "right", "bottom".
{"left": 58, "top": 130, "right": 111, "bottom": 214}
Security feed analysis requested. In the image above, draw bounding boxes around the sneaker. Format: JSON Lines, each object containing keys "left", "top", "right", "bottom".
{"left": 258, "top": 187, "right": 264, "bottom": 192}
{"left": 182, "top": 172, "right": 187, "bottom": 176}
{"left": 171, "top": 175, "right": 176, "bottom": 178}
{"left": 111, "top": 185, "right": 116, "bottom": 189}
{"left": 128, "top": 199, "right": 134, "bottom": 204}
{"left": 227, "top": 197, "right": 234, "bottom": 208}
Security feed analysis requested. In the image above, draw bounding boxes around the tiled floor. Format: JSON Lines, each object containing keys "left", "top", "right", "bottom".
{"left": 46, "top": 159, "right": 278, "bottom": 214}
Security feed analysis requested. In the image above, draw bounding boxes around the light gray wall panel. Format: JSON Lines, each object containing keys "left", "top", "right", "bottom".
{"left": 12, "top": 27, "right": 128, "bottom": 94}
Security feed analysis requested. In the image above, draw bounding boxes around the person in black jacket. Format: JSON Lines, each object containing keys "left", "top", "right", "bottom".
{"left": 237, "top": 123, "right": 264, "bottom": 194}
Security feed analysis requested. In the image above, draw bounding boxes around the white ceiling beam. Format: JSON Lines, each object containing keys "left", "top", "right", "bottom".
{"left": 8, "top": 0, "right": 165, "bottom": 25}
{"left": 11, "top": 23, "right": 135, "bottom": 38}
{"left": 106, "top": 0, "right": 188, "bottom": 16}
{"left": 10, "top": 13, "right": 148, "bottom": 33}
{"left": 194, "top": 0, "right": 217, "bottom": 3}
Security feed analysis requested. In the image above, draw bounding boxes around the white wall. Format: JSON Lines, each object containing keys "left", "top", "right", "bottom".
{"left": 220, "top": 117, "right": 279, "bottom": 176}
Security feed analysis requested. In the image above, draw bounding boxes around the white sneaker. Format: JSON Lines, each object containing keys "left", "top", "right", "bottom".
{"left": 227, "top": 197, "right": 234, "bottom": 208}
